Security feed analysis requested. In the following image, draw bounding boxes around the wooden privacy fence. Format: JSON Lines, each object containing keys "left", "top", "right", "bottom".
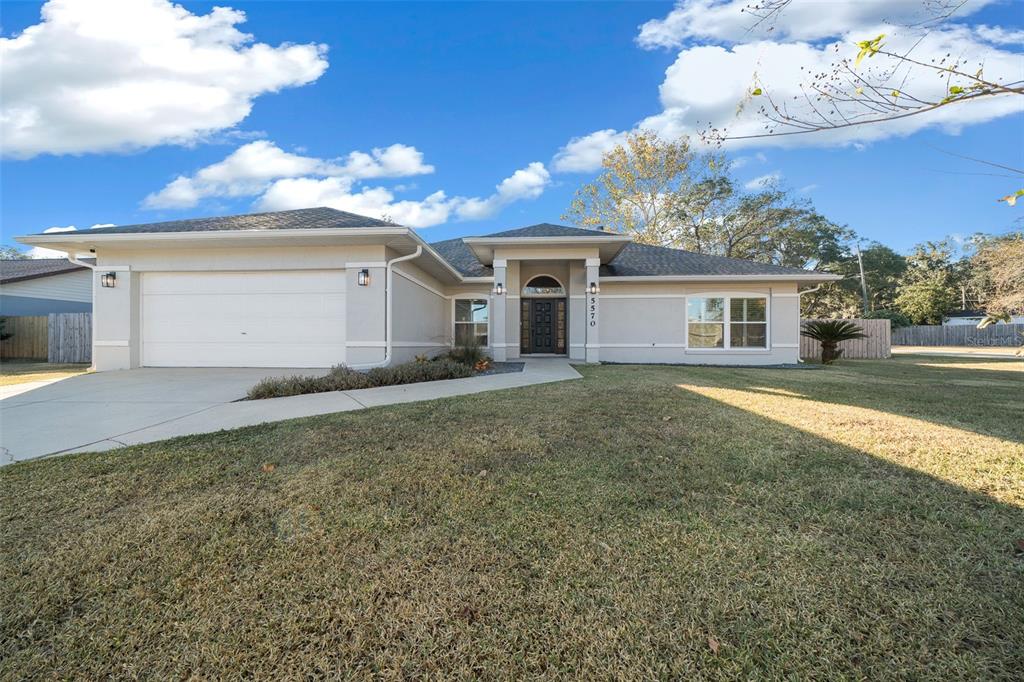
{"left": 0, "top": 316, "right": 49, "bottom": 360}
{"left": 0, "top": 313, "right": 92, "bottom": 362}
{"left": 892, "top": 323, "right": 1024, "bottom": 348}
{"left": 48, "top": 313, "right": 92, "bottom": 363}
{"left": 800, "top": 318, "right": 891, "bottom": 360}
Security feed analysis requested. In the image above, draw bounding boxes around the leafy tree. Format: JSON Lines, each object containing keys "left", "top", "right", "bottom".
{"left": 893, "top": 240, "right": 959, "bottom": 324}
{"left": 562, "top": 130, "right": 699, "bottom": 245}
{"left": 0, "top": 246, "right": 31, "bottom": 260}
{"left": 802, "top": 242, "right": 907, "bottom": 318}
{"left": 970, "top": 232, "right": 1024, "bottom": 315}
{"left": 564, "top": 131, "right": 850, "bottom": 269}
{"left": 895, "top": 273, "right": 958, "bottom": 324}
{"left": 863, "top": 308, "right": 912, "bottom": 329}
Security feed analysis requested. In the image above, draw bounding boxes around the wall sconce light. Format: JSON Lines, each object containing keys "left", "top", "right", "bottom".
{"left": 357, "top": 269, "right": 370, "bottom": 286}
{"left": 494, "top": 282, "right": 504, "bottom": 296}
{"left": 100, "top": 272, "right": 117, "bottom": 288}
{"left": 589, "top": 281, "right": 600, "bottom": 295}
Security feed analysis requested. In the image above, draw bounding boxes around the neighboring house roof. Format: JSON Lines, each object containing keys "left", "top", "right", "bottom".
{"left": 0, "top": 258, "right": 94, "bottom": 285}
{"left": 42, "top": 207, "right": 396, "bottom": 236}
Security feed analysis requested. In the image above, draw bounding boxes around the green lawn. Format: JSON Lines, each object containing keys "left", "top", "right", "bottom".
{"left": 1, "top": 356, "right": 1022, "bottom": 679}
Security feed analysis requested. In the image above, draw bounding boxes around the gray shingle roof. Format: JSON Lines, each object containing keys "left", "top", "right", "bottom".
{"left": 429, "top": 238, "right": 493, "bottom": 277}
{"left": 600, "top": 242, "right": 817, "bottom": 277}
{"left": 483, "top": 223, "right": 610, "bottom": 238}
{"left": 431, "top": 223, "right": 822, "bottom": 278}
{"left": 1, "top": 258, "right": 94, "bottom": 284}
{"left": 47, "top": 207, "right": 395, "bottom": 236}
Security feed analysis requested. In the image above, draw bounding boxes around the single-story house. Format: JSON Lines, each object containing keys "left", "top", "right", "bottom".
{"left": 0, "top": 258, "right": 94, "bottom": 316}
{"left": 943, "top": 309, "right": 1024, "bottom": 326}
{"left": 16, "top": 207, "right": 839, "bottom": 371}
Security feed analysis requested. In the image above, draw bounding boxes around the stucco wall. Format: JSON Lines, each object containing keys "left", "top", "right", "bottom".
{"left": 391, "top": 261, "right": 451, "bottom": 363}
{"left": 597, "top": 281, "right": 801, "bottom": 364}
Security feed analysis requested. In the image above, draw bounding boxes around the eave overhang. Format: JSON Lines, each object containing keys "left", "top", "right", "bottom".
{"left": 461, "top": 235, "right": 632, "bottom": 266}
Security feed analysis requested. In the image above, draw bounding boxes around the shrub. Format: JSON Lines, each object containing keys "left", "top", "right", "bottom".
{"left": 246, "top": 359, "right": 474, "bottom": 399}
{"left": 367, "top": 359, "right": 473, "bottom": 386}
{"left": 863, "top": 309, "right": 912, "bottom": 328}
{"left": 247, "top": 374, "right": 331, "bottom": 400}
{"left": 446, "top": 341, "right": 488, "bottom": 367}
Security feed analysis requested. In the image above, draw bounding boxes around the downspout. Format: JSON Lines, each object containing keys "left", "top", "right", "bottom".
{"left": 362, "top": 246, "right": 423, "bottom": 369}
{"left": 66, "top": 253, "right": 98, "bottom": 370}
{"left": 795, "top": 284, "right": 823, "bottom": 363}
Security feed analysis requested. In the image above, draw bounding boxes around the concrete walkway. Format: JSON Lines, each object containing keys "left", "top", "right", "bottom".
{"left": 0, "top": 359, "right": 580, "bottom": 465}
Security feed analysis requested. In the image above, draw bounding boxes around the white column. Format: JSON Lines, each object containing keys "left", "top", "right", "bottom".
{"left": 492, "top": 260, "right": 507, "bottom": 361}
{"left": 585, "top": 258, "right": 600, "bottom": 363}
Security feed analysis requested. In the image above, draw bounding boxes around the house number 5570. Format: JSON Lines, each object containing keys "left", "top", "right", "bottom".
{"left": 589, "top": 296, "right": 597, "bottom": 327}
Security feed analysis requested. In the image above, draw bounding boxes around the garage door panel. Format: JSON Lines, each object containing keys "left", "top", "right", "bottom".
{"left": 142, "top": 270, "right": 347, "bottom": 367}
{"left": 143, "top": 271, "right": 346, "bottom": 296}
{"left": 143, "top": 342, "right": 347, "bottom": 368}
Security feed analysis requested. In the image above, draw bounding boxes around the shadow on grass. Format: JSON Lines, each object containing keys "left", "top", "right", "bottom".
{"left": 677, "top": 355, "right": 1023, "bottom": 444}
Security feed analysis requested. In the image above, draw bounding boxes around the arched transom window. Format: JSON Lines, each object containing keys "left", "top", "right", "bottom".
{"left": 522, "top": 275, "right": 565, "bottom": 296}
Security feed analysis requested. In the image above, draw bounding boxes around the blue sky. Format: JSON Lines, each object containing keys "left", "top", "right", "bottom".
{"left": 2, "top": 0, "right": 1022, "bottom": 255}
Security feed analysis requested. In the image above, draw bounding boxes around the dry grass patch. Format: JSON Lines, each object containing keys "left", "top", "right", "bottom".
{"left": 1, "top": 355, "right": 1022, "bottom": 679}
{"left": 0, "top": 362, "right": 89, "bottom": 386}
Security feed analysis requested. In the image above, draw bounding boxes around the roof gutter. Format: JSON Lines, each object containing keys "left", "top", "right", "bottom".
{"left": 359, "top": 245, "right": 423, "bottom": 370}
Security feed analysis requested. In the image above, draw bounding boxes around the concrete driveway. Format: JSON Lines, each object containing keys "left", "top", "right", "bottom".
{"left": 1, "top": 360, "right": 581, "bottom": 466}
{"left": 0, "top": 368, "right": 327, "bottom": 465}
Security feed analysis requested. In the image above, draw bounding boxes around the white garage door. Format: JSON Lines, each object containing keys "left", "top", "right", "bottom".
{"left": 142, "top": 270, "right": 346, "bottom": 368}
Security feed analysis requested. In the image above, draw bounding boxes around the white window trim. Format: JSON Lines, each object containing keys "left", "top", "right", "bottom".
{"left": 684, "top": 292, "right": 771, "bottom": 351}
{"left": 451, "top": 294, "right": 492, "bottom": 348}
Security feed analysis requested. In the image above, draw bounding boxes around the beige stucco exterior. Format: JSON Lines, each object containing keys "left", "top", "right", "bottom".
{"left": 19, "top": 226, "right": 829, "bottom": 371}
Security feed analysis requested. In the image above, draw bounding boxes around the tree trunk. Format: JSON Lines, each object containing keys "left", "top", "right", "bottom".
{"left": 821, "top": 341, "right": 843, "bottom": 364}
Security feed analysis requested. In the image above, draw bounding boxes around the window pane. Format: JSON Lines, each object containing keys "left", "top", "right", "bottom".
{"left": 475, "top": 323, "right": 488, "bottom": 347}
{"left": 454, "top": 325, "right": 473, "bottom": 346}
{"left": 731, "top": 297, "right": 766, "bottom": 322}
{"left": 455, "top": 299, "right": 488, "bottom": 323}
{"left": 469, "top": 300, "right": 488, "bottom": 323}
{"left": 731, "top": 322, "right": 767, "bottom": 347}
{"left": 687, "top": 297, "right": 724, "bottom": 322}
{"left": 688, "top": 322, "right": 725, "bottom": 348}
{"left": 747, "top": 298, "right": 766, "bottom": 322}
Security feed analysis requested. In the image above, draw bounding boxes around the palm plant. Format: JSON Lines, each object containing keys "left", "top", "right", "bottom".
{"left": 801, "top": 320, "right": 867, "bottom": 364}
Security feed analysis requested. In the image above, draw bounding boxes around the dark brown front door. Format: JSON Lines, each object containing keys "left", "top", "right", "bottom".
{"left": 521, "top": 299, "right": 566, "bottom": 354}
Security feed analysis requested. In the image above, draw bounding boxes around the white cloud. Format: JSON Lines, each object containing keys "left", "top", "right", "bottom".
{"left": 27, "top": 224, "right": 114, "bottom": 258}
{"left": 743, "top": 172, "right": 781, "bottom": 190}
{"left": 256, "top": 162, "right": 552, "bottom": 228}
{"left": 1, "top": 0, "right": 328, "bottom": 158}
{"left": 552, "top": 129, "right": 627, "bottom": 173}
{"left": 554, "top": 18, "right": 1024, "bottom": 171}
{"left": 636, "top": 0, "right": 999, "bottom": 48}
{"left": 455, "top": 162, "right": 551, "bottom": 220}
{"left": 143, "top": 141, "right": 434, "bottom": 209}
{"left": 730, "top": 151, "right": 767, "bottom": 169}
